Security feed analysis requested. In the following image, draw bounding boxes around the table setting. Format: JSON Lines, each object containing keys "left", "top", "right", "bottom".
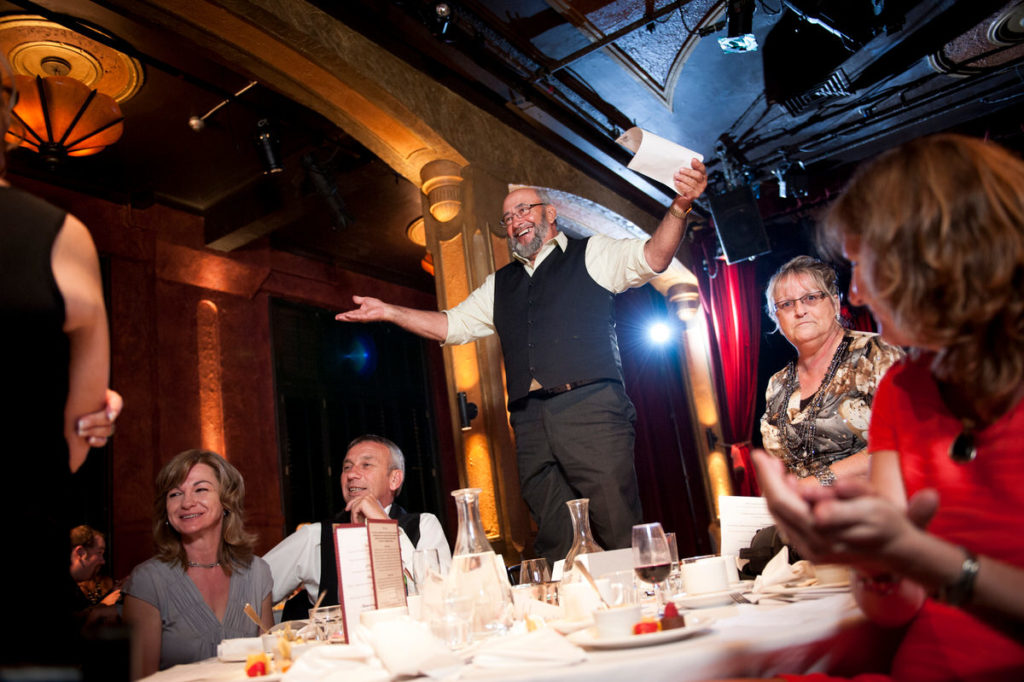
{"left": 141, "top": 497, "right": 869, "bottom": 682}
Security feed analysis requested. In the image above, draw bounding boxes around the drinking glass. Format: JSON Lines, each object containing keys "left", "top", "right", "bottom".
{"left": 412, "top": 548, "right": 442, "bottom": 595}
{"left": 519, "top": 558, "right": 556, "bottom": 606}
{"left": 664, "top": 532, "right": 682, "bottom": 593}
{"left": 518, "top": 558, "right": 551, "bottom": 586}
{"left": 631, "top": 522, "right": 672, "bottom": 610}
{"left": 308, "top": 604, "right": 344, "bottom": 642}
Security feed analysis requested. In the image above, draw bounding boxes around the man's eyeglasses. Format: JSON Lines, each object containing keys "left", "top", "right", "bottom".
{"left": 773, "top": 291, "right": 829, "bottom": 313}
{"left": 499, "top": 202, "right": 545, "bottom": 228}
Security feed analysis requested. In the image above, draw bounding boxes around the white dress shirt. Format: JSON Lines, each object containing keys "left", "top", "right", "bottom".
{"left": 263, "top": 507, "right": 452, "bottom": 604}
{"left": 444, "top": 232, "right": 657, "bottom": 346}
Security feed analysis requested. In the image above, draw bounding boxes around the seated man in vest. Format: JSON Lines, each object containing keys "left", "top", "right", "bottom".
{"left": 336, "top": 160, "right": 708, "bottom": 563}
{"left": 264, "top": 434, "right": 451, "bottom": 617}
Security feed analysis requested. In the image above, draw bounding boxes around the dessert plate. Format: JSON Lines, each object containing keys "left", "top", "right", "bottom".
{"left": 567, "top": 617, "right": 713, "bottom": 649}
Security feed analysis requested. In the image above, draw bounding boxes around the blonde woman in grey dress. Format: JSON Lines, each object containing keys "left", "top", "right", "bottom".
{"left": 760, "top": 256, "right": 904, "bottom": 488}
{"left": 124, "top": 450, "right": 273, "bottom": 676}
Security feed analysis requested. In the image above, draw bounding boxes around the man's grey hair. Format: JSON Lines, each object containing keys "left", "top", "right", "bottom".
{"left": 346, "top": 434, "right": 404, "bottom": 473}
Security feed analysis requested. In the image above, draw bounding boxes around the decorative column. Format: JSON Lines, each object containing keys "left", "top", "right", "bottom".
{"left": 419, "top": 160, "right": 527, "bottom": 561}
{"left": 667, "top": 282, "right": 733, "bottom": 551}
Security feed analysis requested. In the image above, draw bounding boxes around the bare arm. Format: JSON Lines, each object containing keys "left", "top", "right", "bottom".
{"left": 124, "top": 595, "right": 162, "bottom": 679}
{"left": 794, "top": 449, "right": 871, "bottom": 491}
{"left": 335, "top": 295, "right": 448, "bottom": 342}
{"left": 756, "top": 450, "right": 1024, "bottom": 636}
{"left": 52, "top": 214, "right": 109, "bottom": 473}
{"left": 643, "top": 158, "right": 708, "bottom": 272}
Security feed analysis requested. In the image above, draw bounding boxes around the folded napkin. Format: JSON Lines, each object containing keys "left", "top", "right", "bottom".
{"left": 361, "top": 617, "right": 463, "bottom": 678}
{"left": 282, "top": 643, "right": 384, "bottom": 682}
{"left": 216, "top": 636, "right": 263, "bottom": 661}
{"left": 472, "top": 628, "right": 586, "bottom": 668}
{"left": 752, "top": 547, "right": 816, "bottom": 593}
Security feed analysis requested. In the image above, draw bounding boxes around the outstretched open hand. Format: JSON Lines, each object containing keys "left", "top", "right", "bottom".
{"left": 335, "top": 295, "right": 390, "bottom": 323}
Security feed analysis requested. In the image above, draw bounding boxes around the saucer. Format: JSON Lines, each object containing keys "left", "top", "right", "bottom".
{"left": 670, "top": 589, "right": 735, "bottom": 608}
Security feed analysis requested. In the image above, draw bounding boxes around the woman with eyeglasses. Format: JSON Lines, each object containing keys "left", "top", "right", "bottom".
{"left": 753, "top": 134, "right": 1024, "bottom": 680}
{"left": 759, "top": 255, "right": 904, "bottom": 488}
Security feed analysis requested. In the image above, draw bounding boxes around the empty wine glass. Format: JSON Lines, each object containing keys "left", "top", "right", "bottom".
{"left": 519, "top": 558, "right": 555, "bottom": 605}
{"left": 519, "top": 558, "right": 551, "bottom": 585}
{"left": 631, "top": 522, "right": 672, "bottom": 610}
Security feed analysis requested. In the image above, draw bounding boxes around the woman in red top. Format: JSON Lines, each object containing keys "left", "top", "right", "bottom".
{"left": 755, "top": 134, "right": 1024, "bottom": 681}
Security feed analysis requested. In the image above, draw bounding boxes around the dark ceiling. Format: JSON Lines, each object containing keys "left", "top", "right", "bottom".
{"left": 4, "top": 0, "right": 1024, "bottom": 290}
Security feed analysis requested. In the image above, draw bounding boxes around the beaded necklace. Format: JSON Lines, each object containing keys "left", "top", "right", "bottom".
{"left": 772, "top": 335, "right": 851, "bottom": 478}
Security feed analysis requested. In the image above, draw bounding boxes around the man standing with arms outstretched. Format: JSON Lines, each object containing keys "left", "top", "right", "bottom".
{"left": 337, "top": 161, "right": 707, "bottom": 563}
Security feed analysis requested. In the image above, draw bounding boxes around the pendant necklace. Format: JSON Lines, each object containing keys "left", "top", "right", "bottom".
{"left": 936, "top": 380, "right": 980, "bottom": 464}
{"left": 773, "top": 335, "right": 851, "bottom": 473}
{"left": 187, "top": 560, "right": 221, "bottom": 569}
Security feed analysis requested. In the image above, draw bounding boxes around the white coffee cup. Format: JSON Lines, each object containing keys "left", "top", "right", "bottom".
{"left": 593, "top": 604, "right": 642, "bottom": 639}
{"left": 681, "top": 556, "right": 729, "bottom": 594}
{"left": 722, "top": 554, "right": 741, "bottom": 584}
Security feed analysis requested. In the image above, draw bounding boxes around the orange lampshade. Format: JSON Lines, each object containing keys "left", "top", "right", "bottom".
{"left": 5, "top": 74, "right": 123, "bottom": 163}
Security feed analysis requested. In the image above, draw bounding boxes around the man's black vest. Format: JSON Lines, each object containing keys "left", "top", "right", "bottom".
{"left": 281, "top": 504, "right": 420, "bottom": 621}
{"left": 493, "top": 236, "right": 624, "bottom": 405}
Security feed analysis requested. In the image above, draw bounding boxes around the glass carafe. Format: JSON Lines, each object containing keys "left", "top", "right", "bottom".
{"left": 561, "top": 498, "right": 604, "bottom": 584}
{"left": 446, "top": 488, "right": 512, "bottom": 638}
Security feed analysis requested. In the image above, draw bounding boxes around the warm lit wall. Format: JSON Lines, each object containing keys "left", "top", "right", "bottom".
{"left": 11, "top": 175, "right": 452, "bottom": 579}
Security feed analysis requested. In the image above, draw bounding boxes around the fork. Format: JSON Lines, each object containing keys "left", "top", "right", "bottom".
{"left": 729, "top": 592, "right": 752, "bottom": 604}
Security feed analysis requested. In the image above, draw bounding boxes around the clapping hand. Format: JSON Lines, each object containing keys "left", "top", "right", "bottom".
{"left": 753, "top": 449, "right": 939, "bottom": 575}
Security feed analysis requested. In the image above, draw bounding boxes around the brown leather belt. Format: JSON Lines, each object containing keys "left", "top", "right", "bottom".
{"left": 527, "top": 378, "right": 616, "bottom": 399}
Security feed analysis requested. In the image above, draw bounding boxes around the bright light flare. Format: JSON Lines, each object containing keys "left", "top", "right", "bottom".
{"left": 648, "top": 321, "right": 673, "bottom": 345}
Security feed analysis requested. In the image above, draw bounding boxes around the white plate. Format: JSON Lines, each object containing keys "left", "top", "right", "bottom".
{"left": 670, "top": 589, "right": 736, "bottom": 608}
{"left": 567, "top": 617, "right": 713, "bottom": 650}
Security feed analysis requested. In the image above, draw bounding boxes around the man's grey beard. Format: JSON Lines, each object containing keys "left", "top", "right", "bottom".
{"left": 507, "top": 217, "right": 548, "bottom": 260}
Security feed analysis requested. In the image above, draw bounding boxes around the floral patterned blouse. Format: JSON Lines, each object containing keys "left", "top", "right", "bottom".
{"left": 760, "top": 330, "right": 904, "bottom": 484}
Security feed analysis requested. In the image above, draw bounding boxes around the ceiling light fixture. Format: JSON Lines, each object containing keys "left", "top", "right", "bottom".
{"left": 719, "top": 0, "right": 758, "bottom": 54}
{"left": 5, "top": 74, "right": 123, "bottom": 165}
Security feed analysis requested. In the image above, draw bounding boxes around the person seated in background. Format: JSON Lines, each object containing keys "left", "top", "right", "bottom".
{"left": 69, "top": 525, "right": 121, "bottom": 627}
{"left": 760, "top": 256, "right": 904, "bottom": 488}
{"left": 123, "top": 450, "right": 273, "bottom": 677}
{"left": 264, "top": 434, "right": 452, "bottom": 619}
{"left": 755, "top": 134, "right": 1024, "bottom": 681}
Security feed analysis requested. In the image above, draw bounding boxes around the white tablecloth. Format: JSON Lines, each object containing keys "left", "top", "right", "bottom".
{"left": 143, "top": 593, "right": 884, "bottom": 682}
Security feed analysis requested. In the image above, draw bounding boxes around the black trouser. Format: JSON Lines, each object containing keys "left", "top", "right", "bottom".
{"left": 510, "top": 380, "right": 642, "bottom": 564}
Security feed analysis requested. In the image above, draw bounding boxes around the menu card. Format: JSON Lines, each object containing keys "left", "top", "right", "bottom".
{"left": 366, "top": 519, "right": 407, "bottom": 607}
{"left": 332, "top": 519, "right": 406, "bottom": 642}
{"left": 718, "top": 495, "right": 775, "bottom": 558}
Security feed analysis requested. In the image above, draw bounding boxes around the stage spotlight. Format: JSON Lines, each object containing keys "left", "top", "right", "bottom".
{"left": 719, "top": 0, "right": 758, "bottom": 54}
{"left": 433, "top": 3, "right": 453, "bottom": 40}
{"left": 648, "top": 321, "right": 673, "bottom": 345}
{"left": 254, "top": 118, "right": 283, "bottom": 174}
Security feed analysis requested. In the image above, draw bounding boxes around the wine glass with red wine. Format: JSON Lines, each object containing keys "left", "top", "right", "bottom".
{"left": 631, "top": 522, "right": 672, "bottom": 610}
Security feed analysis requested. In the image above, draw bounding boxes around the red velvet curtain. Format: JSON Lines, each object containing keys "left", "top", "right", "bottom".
{"left": 696, "top": 245, "right": 762, "bottom": 496}
{"left": 617, "top": 286, "right": 713, "bottom": 557}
